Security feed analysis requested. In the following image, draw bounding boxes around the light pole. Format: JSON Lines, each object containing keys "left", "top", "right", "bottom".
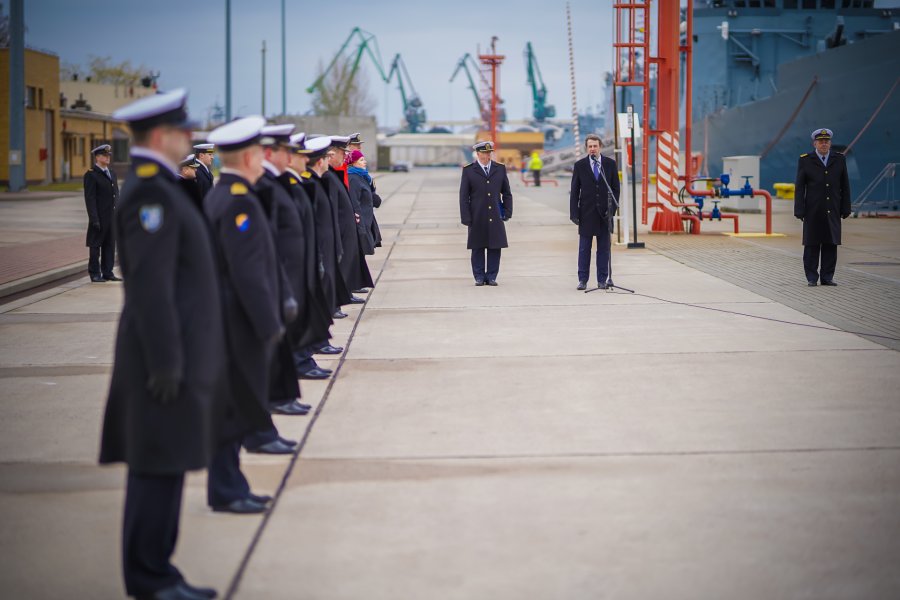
{"left": 225, "top": 0, "right": 232, "bottom": 121}
{"left": 8, "top": 0, "right": 26, "bottom": 191}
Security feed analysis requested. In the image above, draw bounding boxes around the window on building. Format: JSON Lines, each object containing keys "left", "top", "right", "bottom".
{"left": 79, "top": 137, "right": 85, "bottom": 157}
{"left": 25, "top": 86, "right": 36, "bottom": 109}
{"left": 37, "top": 88, "right": 44, "bottom": 109}
{"left": 112, "top": 128, "right": 130, "bottom": 163}
{"left": 802, "top": 0, "right": 816, "bottom": 7}
{"left": 821, "top": 0, "right": 835, "bottom": 6}
{"left": 784, "top": 0, "right": 798, "bottom": 7}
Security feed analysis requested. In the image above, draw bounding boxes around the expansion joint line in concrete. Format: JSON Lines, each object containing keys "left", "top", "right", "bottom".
{"left": 223, "top": 176, "right": 425, "bottom": 599}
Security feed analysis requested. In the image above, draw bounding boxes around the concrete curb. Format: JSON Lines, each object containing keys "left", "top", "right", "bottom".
{"left": 0, "top": 262, "right": 86, "bottom": 300}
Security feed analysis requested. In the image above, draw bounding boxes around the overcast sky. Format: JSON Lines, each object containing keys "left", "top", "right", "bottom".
{"left": 23, "top": 0, "right": 616, "bottom": 127}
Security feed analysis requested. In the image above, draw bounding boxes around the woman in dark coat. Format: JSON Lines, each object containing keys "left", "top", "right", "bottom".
{"left": 346, "top": 150, "right": 378, "bottom": 255}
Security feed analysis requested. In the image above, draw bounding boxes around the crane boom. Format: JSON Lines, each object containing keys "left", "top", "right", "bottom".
{"left": 524, "top": 42, "right": 556, "bottom": 122}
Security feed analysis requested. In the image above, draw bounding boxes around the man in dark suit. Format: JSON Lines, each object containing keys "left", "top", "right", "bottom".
{"left": 459, "top": 141, "right": 513, "bottom": 286}
{"left": 794, "top": 128, "right": 852, "bottom": 286}
{"left": 204, "top": 116, "right": 286, "bottom": 515}
{"left": 570, "top": 134, "right": 620, "bottom": 290}
{"left": 102, "top": 89, "right": 219, "bottom": 600}
{"left": 83, "top": 143, "right": 120, "bottom": 282}
{"left": 193, "top": 143, "right": 215, "bottom": 199}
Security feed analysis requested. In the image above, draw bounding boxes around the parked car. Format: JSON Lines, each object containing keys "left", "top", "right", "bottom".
{"left": 390, "top": 161, "right": 411, "bottom": 173}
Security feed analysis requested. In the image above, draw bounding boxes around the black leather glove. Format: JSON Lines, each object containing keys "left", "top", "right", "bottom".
{"left": 571, "top": 217, "right": 579, "bottom": 226}
{"left": 502, "top": 216, "right": 510, "bottom": 222}
{"left": 147, "top": 372, "right": 180, "bottom": 404}
{"left": 283, "top": 297, "right": 298, "bottom": 324}
{"left": 91, "top": 221, "right": 101, "bottom": 231}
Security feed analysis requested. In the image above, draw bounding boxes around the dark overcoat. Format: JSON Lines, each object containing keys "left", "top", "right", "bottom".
{"left": 278, "top": 169, "right": 333, "bottom": 347}
{"left": 195, "top": 162, "right": 214, "bottom": 199}
{"left": 459, "top": 160, "right": 513, "bottom": 250}
{"left": 99, "top": 156, "right": 224, "bottom": 475}
{"left": 569, "top": 155, "right": 620, "bottom": 237}
{"left": 84, "top": 164, "right": 119, "bottom": 247}
{"left": 178, "top": 176, "right": 204, "bottom": 213}
{"left": 204, "top": 172, "right": 281, "bottom": 435}
{"left": 302, "top": 171, "right": 351, "bottom": 311}
{"left": 325, "top": 168, "right": 374, "bottom": 291}
{"left": 794, "top": 151, "right": 852, "bottom": 246}
{"left": 348, "top": 171, "right": 377, "bottom": 255}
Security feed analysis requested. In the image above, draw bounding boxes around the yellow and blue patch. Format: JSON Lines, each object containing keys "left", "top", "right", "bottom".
{"left": 139, "top": 204, "right": 163, "bottom": 233}
{"left": 235, "top": 213, "right": 250, "bottom": 232}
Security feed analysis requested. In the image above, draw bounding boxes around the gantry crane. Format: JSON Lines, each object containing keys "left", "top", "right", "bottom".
{"left": 306, "top": 27, "right": 427, "bottom": 132}
{"left": 449, "top": 52, "right": 506, "bottom": 126}
{"left": 524, "top": 42, "right": 556, "bottom": 122}
{"left": 386, "top": 54, "right": 427, "bottom": 133}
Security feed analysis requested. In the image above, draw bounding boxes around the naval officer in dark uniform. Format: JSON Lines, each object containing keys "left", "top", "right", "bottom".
{"left": 83, "top": 143, "right": 120, "bottom": 282}
{"left": 101, "top": 89, "right": 219, "bottom": 600}
{"left": 569, "top": 134, "right": 620, "bottom": 290}
{"left": 192, "top": 143, "right": 215, "bottom": 200}
{"left": 794, "top": 128, "right": 852, "bottom": 286}
{"left": 204, "top": 116, "right": 284, "bottom": 514}
{"left": 459, "top": 141, "right": 513, "bottom": 286}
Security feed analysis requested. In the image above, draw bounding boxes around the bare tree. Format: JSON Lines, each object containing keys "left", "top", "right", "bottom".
{"left": 84, "top": 55, "right": 150, "bottom": 86}
{"left": 311, "top": 55, "right": 376, "bottom": 117}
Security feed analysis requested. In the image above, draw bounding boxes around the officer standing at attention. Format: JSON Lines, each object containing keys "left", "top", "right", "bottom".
{"left": 192, "top": 143, "right": 215, "bottom": 199}
{"left": 459, "top": 141, "right": 512, "bottom": 286}
{"left": 569, "top": 134, "right": 620, "bottom": 290}
{"left": 204, "top": 116, "right": 284, "bottom": 515}
{"left": 177, "top": 154, "right": 204, "bottom": 211}
{"left": 100, "top": 89, "right": 220, "bottom": 600}
{"left": 84, "top": 143, "right": 121, "bottom": 282}
{"left": 794, "top": 128, "right": 852, "bottom": 286}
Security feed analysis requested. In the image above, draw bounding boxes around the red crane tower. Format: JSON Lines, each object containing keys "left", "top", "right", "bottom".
{"left": 478, "top": 37, "right": 505, "bottom": 153}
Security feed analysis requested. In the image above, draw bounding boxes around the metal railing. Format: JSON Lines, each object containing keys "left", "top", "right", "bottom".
{"left": 852, "top": 163, "right": 899, "bottom": 215}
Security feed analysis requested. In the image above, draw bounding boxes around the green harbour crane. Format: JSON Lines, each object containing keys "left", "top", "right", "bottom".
{"left": 524, "top": 42, "right": 555, "bottom": 122}
{"left": 306, "top": 27, "right": 427, "bottom": 132}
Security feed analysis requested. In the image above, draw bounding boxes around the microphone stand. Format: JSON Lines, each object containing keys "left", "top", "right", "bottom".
{"left": 584, "top": 155, "right": 635, "bottom": 295}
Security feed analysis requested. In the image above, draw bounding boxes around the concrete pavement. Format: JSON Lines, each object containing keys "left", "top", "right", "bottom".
{"left": 1, "top": 168, "right": 898, "bottom": 599}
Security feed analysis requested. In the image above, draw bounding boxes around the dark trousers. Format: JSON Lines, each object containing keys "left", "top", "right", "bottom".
{"left": 532, "top": 170, "right": 541, "bottom": 187}
{"left": 294, "top": 345, "right": 319, "bottom": 374}
{"left": 88, "top": 237, "right": 116, "bottom": 277}
{"left": 122, "top": 470, "right": 184, "bottom": 596}
{"left": 804, "top": 243, "right": 838, "bottom": 283}
{"left": 471, "top": 248, "right": 501, "bottom": 282}
{"left": 207, "top": 441, "right": 250, "bottom": 508}
{"left": 578, "top": 233, "right": 612, "bottom": 285}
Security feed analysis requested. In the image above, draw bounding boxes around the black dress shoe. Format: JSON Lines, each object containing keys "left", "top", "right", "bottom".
{"left": 577, "top": 281, "right": 587, "bottom": 291}
{"left": 294, "top": 402, "right": 312, "bottom": 411}
{"left": 821, "top": 280, "right": 837, "bottom": 286}
{"left": 212, "top": 498, "right": 268, "bottom": 514}
{"left": 271, "top": 400, "right": 310, "bottom": 416}
{"left": 179, "top": 581, "right": 218, "bottom": 599}
{"left": 90, "top": 275, "right": 105, "bottom": 283}
{"left": 249, "top": 493, "right": 273, "bottom": 505}
{"left": 279, "top": 436, "right": 299, "bottom": 446}
{"left": 353, "top": 288, "right": 370, "bottom": 294}
{"left": 333, "top": 310, "right": 348, "bottom": 319}
{"left": 349, "top": 296, "right": 366, "bottom": 304}
{"left": 487, "top": 280, "right": 498, "bottom": 286}
{"left": 474, "top": 279, "right": 485, "bottom": 286}
{"left": 316, "top": 344, "right": 343, "bottom": 355}
{"left": 139, "top": 582, "right": 210, "bottom": 600}
{"left": 807, "top": 281, "right": 818, "bottom": 287}
{"left": 102, "top": 274, "right": 122, "bottom": 281}
{"left": 299, "top": 367, "right": 330, "bottom": 380}
{"left": 246, "top": 439, "right": 294, "bottom": 454}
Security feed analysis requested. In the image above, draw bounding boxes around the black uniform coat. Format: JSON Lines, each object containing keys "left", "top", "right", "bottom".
{"left": 99, "top": 156, "right": 224, "bottom": 475}
{"left": 195, "top": 162, "right": 214, "bottom": 200}
{"left": 204, "top": 172, "right": 281, "bottom": 435}
{"left": 459, "top": 160, "right": 513, "bottom": 250}
{"left": 303, "top": 171, "right": 351, "bottom": 311}
{"left": 84, "top": 164, "right": 119, "bottom": 247}
{"left": 325, "top": 168, "right": 375, "bottom": 291}
{"left": 348, "top": 171, "right": 378, "bottom": 255}
{"left": 178, "top": 176, "right": 204, "bottom": 213}
{"left": 278, "top": 169, "right": 333, "bottom": 347}
{"left": 794, "top": 151, "right": 852, "bottom": 246}
{"left": 569, "top": 155, "right": 620, "bottom": 237}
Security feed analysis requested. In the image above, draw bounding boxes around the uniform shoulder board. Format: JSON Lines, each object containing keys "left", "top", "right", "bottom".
{"left": 800, "top": 153, "right": 809, "bottom": 158}
{"left": 464, "top": 162, "right": 474, "bottom": 168}
{"left": 289, "top": 177, "right": 298, "bottom": 185}
{"left": 230, "top": 182, "right": 248, "bottom": 195}
{"left": 136, "top": 163, "right": 159, "bottom": 178}
{"left": 834, "top": 151, "right": 844, "bottom": 156}
{"left": 301, "top": 171, "right": 311, "bottom": 179}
